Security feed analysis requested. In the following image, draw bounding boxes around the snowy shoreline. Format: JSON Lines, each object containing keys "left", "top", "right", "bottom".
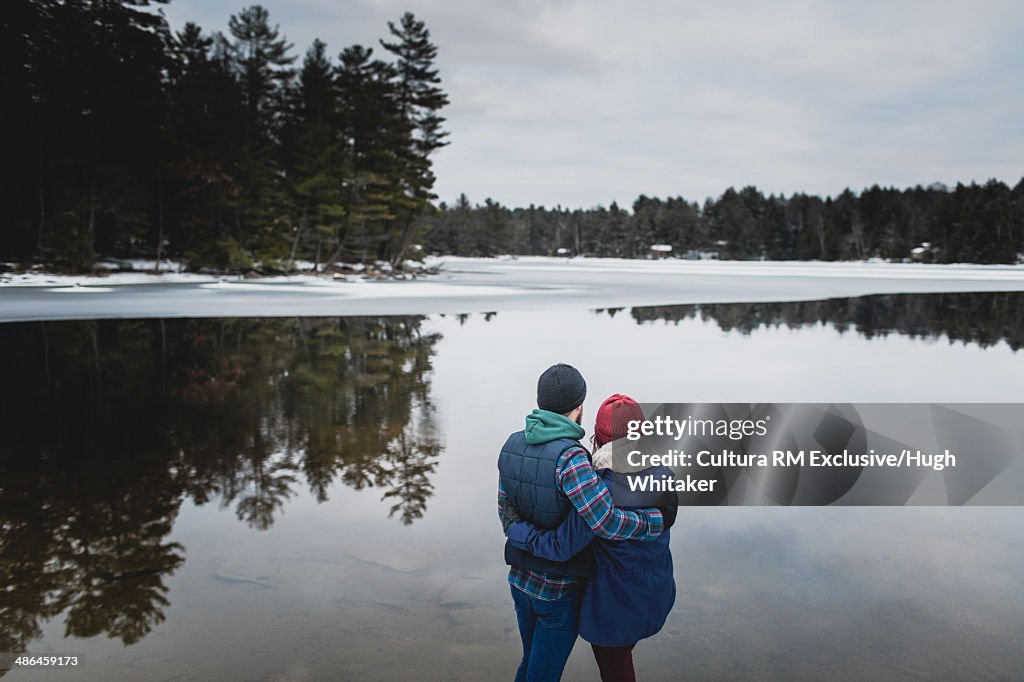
{"left": 3, "top": 256, "right": 1024, "bottom": 323}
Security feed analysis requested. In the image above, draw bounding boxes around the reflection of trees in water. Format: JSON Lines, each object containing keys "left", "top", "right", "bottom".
{"left": 0, "top": 316, "right": 442, "bottom": 659}
{"left": 380, "top": 421, "right": 442, "bottom": 525}
{"left": 612, "top": 292, "right": 1024, "bottom": 351}
{"left": 227, "top": 451, "right": 299, "bottom": 531}
{"left": 148, "top": 316, "right": 444, "bottom": 529}
{"left": 277, "top": 319, "right": 442, "bottom": 524}
{"left": 0, "top": 448, "right": 186, "bottom": 664}
{"left": 57, "top": 478, "right": 185, "bottom": 646}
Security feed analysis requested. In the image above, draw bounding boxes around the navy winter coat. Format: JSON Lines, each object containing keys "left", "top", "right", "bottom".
{"left": 508, "top": 462, "right": 677, "bottom": 647}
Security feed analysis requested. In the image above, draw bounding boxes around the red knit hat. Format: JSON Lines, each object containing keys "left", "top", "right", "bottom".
{"left": 594, "top": 394, "right": 644, "bottom": 447}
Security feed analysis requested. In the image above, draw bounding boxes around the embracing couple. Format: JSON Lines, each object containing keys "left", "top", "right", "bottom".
{"left": 498, "top": 363, "right": 677, "bottom": 682}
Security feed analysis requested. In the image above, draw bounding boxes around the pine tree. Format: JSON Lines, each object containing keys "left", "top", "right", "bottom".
{"left": 285, "top": 39, "right": 345, "bottom": 270}
{"left": 22, "top": 0, "right": 169, "bottom": 270}
{"left": 379, "top": 12, "right": 450, "bottom": 267}
{"left": 328, "top": 44, "right": 400, "bottom": 266}
{"left": 225, "top": 5, "right": 296, "bottom": 268}
{"left": 167, "top": 22, "right": 247, "bottom": 269}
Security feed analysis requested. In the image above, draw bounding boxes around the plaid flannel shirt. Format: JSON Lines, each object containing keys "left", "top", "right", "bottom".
{"left": 498, "top": 444, "right": 664, "bottom": 601}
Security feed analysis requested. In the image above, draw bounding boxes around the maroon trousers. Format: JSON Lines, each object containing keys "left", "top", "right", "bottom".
{"left": 591, "top": 643, "right": 637, "bottom": 682}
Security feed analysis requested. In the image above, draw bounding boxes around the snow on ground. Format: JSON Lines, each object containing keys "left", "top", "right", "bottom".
{"left": 3, "top": 256, "right": 1024, "bottom": 322}
{"left": 434, "top": 255, "right": 1024, "bottom": 281}
{"left": 1, "top": 271, "right": 218, "bottom": 287}
{"left": 95, "top": 258, "right": 189, "bottom": 273}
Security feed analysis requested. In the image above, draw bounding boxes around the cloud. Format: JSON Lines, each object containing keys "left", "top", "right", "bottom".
{"left": 161, "top": 0, "right": 1024, "bottom": 208}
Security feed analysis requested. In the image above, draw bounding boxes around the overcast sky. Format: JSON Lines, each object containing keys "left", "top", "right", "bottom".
{"left": 161, "top": 0, "right": 1024, "bottom": 210}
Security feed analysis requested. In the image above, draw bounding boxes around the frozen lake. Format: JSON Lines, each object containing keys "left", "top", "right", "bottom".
{"left": 4, "top": 257, "right": 1024, "bottom": 321}
{"left": 2, "top": 292, "right": 1023, "bottom": 680}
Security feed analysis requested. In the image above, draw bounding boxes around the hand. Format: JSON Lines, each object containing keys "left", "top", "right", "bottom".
{"left": 499, "top": 497, "right": 522, "bottom": 535}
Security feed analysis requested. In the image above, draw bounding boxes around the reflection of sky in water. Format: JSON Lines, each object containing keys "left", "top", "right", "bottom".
{"left": 19, "top": 308, "right": 1024, "bottom": 681}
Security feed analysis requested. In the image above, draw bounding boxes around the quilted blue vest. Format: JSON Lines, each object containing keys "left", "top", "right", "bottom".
{"left": 498, "top": 431, "right": 595, "bottom": 578}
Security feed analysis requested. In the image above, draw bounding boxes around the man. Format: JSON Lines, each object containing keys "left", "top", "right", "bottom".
{"left": 498, "top": 363, "right": 664, "bottom": 682}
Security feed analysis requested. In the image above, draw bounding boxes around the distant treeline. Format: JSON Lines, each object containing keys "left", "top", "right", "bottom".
{"left": 1, "top": 1, "right": 448, "bottom": 271}
{"left": 421, "top": 182, "right": 1024, "bottom": 264}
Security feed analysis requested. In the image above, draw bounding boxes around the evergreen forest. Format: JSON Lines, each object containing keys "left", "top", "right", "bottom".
{"left": 2, "top": 1, "right": 1021, "bottom": 271}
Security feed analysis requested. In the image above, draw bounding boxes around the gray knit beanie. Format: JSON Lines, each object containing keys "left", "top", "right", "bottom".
{"left": 537, "top": 363, "right": 587, "bottom": 414}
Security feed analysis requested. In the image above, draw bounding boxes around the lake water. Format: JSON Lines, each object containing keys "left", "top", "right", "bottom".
{"left": 2, "top": 293, "right": 1023, "bottom": 681}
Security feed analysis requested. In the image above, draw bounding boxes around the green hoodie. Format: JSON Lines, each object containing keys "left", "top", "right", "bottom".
{"left": 524, "top": 409, "right": 585, "bottom": 445}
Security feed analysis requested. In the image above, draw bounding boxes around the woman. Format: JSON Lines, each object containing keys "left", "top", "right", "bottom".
{"left": 504, "top": 394, "right": 677, "bottom": 682}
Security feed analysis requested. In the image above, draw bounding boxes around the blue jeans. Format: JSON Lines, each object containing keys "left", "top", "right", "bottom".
{"left": 511, "top": 585, "right": 581, "bottom": 682}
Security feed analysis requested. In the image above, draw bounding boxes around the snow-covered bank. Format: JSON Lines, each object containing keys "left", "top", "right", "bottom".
{"left": 0, "top": 270, "right": 217, "bottom": 287}
{"left": 3, "top": 256, "right": 1024, "bottom": 322}
{"left": 0, "top": 256, "right": 414, "bottom": 287}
